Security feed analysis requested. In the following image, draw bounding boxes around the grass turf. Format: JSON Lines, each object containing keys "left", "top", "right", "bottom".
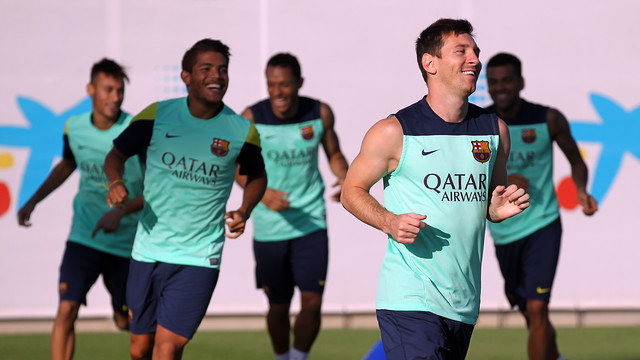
{"left": 1, "top": 327, "right": 639, "bottom": 359}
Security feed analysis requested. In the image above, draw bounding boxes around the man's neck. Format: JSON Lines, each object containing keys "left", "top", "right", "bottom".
{"left": 425, "top": 93, "right": 468, "bottom": 123}
{"left": 91, "top": 112, "right": 119, "bottom": 130}
{"left": 494, "top": 98, "right": 523, "bottom": 120}
{"left": 187, "top": 97, "right": 223, "bottom": 119}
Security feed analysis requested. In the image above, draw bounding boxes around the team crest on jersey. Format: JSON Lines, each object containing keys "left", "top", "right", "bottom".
{"left": 471, "top": 140, "right": 491, "bottom": 163}
{"left": 301, "top": 125, "right": 314, "bottom": 140}
{"left": 59, "top": 282, "right": 68, "bottom": 296}
{"left": 211, "top": 138, "right": 229, "bottom": 157}
{"left": 522, "top": 128, "right": 536, "bottom": 143}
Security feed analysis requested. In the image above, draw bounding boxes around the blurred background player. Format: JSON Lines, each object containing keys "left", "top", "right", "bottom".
{"left": 104, "top": 39, "right": 267, "bottom": 360}
{"left": 17, "top": 58, "right": 144, "bottom": 360}
{"left": 237, "top": 53, "right": 348, "bottom": 360}
{"left": 340, "top": 19, "right": 530, "bottom": 359}
{"left": 485, "top": 52, "right": 598, "bottom": 360}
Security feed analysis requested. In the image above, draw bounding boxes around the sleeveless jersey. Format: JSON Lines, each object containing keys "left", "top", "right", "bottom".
{"left": 250, "top": 97, "right": 326, "bottom": 241}
{"left": 486, "top": 100, "right": 559, "bottom": 245}
{"left": 131, "top": 97, "right": 260, "bottom": 268}
{"left": 64, "top": 111, "right": 144, "bottom": 258}
{"left": 378, "top": 97, "right": 499, "bottom": 325}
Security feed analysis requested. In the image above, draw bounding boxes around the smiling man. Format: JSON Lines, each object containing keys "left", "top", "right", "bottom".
{"left": 485, "top": 52, "right": 598, "bottom": 360}
{"left": 340, "top": 19, "right": 530, "bottom": 359}
{"left": 103, "top": 39, "right": 267, "bottom": 360}
{"left": 237, "top": 53, "right": 348, "bottom": 360}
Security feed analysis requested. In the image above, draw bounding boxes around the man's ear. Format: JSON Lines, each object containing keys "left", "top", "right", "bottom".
{"left": 181, "top": 70, "right": 191, "bottom": 87}
{"left": 422, "top": 53, "right": 437, "bottom": 76}
{"left": 298, "top": 77, "right": 304, "bottom": 89}
{"left": 86, "top": 82, "right": 95, "bottom": 97}
{"left": 519, "top": 76, "right": 525, "bottom": 91}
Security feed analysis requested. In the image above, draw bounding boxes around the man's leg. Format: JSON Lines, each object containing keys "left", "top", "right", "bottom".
{"left": 130, "top": 333, "right": 154, "bottom": 360}
{"left": 267, "top": 302, "right": 292, "bottom": 354}
{"left": 153, "top": 325, "right": 189, "bottom": 360}
{"left": 51, "top": 300, "right": 80, "bottom": 360}
{"left": 525, "top": 299, "right": 559, "bottom": 360}
{"left": 292, "top": 291, "right": 322, "bottom": 353}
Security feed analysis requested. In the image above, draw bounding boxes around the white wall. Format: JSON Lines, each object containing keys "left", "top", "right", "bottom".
{"left": 1, "top": 0, "right": 638, "bottom": 319}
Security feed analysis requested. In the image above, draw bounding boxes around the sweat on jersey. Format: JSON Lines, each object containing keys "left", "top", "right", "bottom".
{"left": 64, "top": 111, "right": 144, "bottom": 258}
{"left": 113, "top": 97, "right": 264, "bottom": 269}
{"left": 486, "top": 100, "right": 559, "bottom": 245}
{"left": 378, "top": 97, "right": 499, "bottom": 325}
{"left": 250, "top": 97, "right": 326, "bottom": 241}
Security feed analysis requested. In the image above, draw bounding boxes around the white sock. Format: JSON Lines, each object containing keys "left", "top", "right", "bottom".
{"left": 289, "top": 347, "right": 309, "bottom": 360}
{"left": 557, "top": 355, "right": 565, "bottom": 360}
{"left": 274, "top": 351, "right": 289, "bottom": 360}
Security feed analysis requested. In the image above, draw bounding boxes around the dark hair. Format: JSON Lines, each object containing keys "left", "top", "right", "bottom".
{"left": 486, "top": 52, "right": 522, "bottom": 77}
{"left": 266, "top": 53, "right": 302, "bottom": 81}
{"left": 415, "top": 18, "right": 475, "bottom": 83}
{"left": 90, "top": 58, "right": 129, "bottom": 83}
{"left": 181, "top": 39, "right": 231, "bottom": 72}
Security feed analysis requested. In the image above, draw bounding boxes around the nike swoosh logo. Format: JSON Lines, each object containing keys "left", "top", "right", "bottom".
{"left": 264, "top": 135, "right": 277, "bottom": 139}
{"left": 421, "top": 149, "right": 439, "bottom": 156}
{"left": 165, "top": 133, "right": 180, "bottom": 138}
{"left": 536, "top": 286, "right": 550, "bottom": 294}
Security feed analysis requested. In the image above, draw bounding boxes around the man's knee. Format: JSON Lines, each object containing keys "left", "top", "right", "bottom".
{"left": 113, "top": 312, "right": 129, "bottom": 331}
{"left": 300, "top": 292, "right": 322, "bottom": 313}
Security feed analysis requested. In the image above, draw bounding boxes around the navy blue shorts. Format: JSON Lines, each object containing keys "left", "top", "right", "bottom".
{"left": 126, "top": 260, "right": 219, "bottom": 339}
{"left": 59, "top": 241, "right": 129, "bottom": 317}
{"left": 376, "top": 310, "right": 474, "bottom": 360}
{"left": 254, "top": 229, "right": 328, "bottom": 304}
{"left": 495, "top": 217, "right": 562, "bottom": 311}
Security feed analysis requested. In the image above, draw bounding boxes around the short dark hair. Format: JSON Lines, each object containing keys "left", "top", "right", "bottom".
{"left": 415, "top": 18, "right": 475, "bottom": 83}
{"left": 486, "top": 52, "right": 522, "bottom": 77}
{"left": 181, "top": 39, "right": 231, "bottom": 73}
{"left": 266, "top": 53, "right": 301, "bottom": 81}
{"left": 90, "top": 58, "right": 129, "bottom": 83}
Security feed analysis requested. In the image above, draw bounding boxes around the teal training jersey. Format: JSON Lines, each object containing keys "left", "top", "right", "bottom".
{"left": 378, "top": 97, "right": 499, "bottom": 325}
{"left": 250, "top": 97, "right": 326, "bottom": 241}
{"left": 130, "top": 98, "right": 261, "bottom": 268}
{"left": 64, "top": 111, "right": 144, "bottom": 258}
{"left": 486, "top": 100, "right": 559, "bottom": 245}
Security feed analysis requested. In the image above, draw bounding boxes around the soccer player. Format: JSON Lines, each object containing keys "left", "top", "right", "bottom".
{"left": 485, "top": 52, "right": 598, "bottom": 360}
{"left": 17, "top": 58, "right": 144, "bottom": 360}
{"left": 340, "top": 19, "right": 530, "bottom": 359}
{"left": 103, "top": 39, "right": 267, "bottom": 360}
{"left": 237, "top": 53, "right": 348, "bottom": 360}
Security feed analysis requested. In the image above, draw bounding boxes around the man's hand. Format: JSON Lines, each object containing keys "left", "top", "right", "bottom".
{"left": 578, "top": 192, "right": 598, "bottom": 216}
{"left": 106, "top": 181, "right": 129, "bottom": 208}
{"left": 17, "top": 200, "right": 37, "bottom": 227}
{"left": 224, "top": 210, "right": 247, "bottom": 239}
{"left": 488, "top": 184, "right": 530, "bottom": 222}
{"left": 92, "top": 207, "right": 126, "bottom": 238}
{"left": 330, "top": 178, "right": 345, "bottom": 202}
{"left": 386, "top": 213, "right": 427, "bottom": 244}
{"left": 261, "top": 188, "right": 290, "bottom": 211}
{"left": 507, "top": 173, "right": 529, "bottom": 191}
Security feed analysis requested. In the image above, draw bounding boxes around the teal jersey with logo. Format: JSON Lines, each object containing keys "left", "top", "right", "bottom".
{"left": 378, "top": 98, "right": 499, "bottom": 325}
{"left": 486, "top": 100, "right": 559, "bottom": 245}
{"left": 250, "top": 97, "right": 326, "bottom": 241}
{"left": 130, "top": 98, "right": 261, "bottom": 268}
{"left": 64, "top": 111, "right": 144, "bottom": 258}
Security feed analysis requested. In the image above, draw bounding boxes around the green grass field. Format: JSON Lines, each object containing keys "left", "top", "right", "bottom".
{"left": 1, "top": 327, "right": 639, "bottom": 359}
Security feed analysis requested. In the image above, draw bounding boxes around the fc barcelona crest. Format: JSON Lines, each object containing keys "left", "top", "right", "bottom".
{"left": 471, "top": 140, "right": 491, "bottom": 163}
{"left": 521, "top": 128, "right": 536, "bottom": 143}
{"left": 301, "top": 125, "right": 314, "bottom": 140}
{"left": 211, "top": 138, "right": 230, "bottom": 157}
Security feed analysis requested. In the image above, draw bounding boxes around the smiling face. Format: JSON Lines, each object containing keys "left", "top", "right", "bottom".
{"left": 486, "top": 63, "right": 524, "bottom": 114}
{"left": 266, "top": 65, "right": 303, "bottom": 119}
{"left": 87, "top": 72, "right": 125, "bottom": 124}
{"left": 429, "top": 33, "right": 482, "bottom": 97}
{"left": 182, "top": 51, "right": 229, "bottom": 110}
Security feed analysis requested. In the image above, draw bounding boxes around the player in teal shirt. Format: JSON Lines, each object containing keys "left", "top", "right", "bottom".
{"left": 17, "top": 59, "right": 144, "bottom": 360}
{"left": 237, "top": 53, "right": 348, "bottom": 360}
{"left": 341, "top": 19, "right": 531, "bottom": 359}
{"left": 485, "top": 52, "right": 598, "bottom": 360}
{"left": 104, "top": 39, "right": 267, "bottom": 360}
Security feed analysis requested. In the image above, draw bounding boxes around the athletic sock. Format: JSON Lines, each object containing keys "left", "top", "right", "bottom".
{"left": 557, "top": 355, "right": 565, "bottom": 360}
{"left": 274, "top": 351, "right": 289, "bottom": 360}
{"left": 289, "top": 347, "right": 309, "bottom": 360}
